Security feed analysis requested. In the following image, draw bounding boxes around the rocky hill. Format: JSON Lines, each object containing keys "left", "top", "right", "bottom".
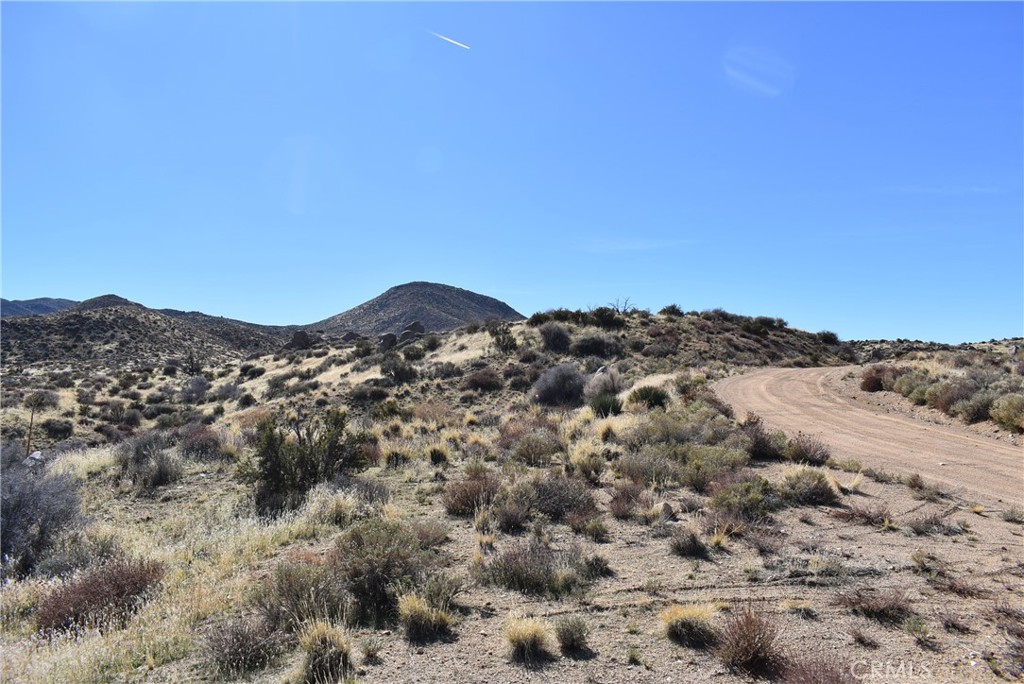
{"left": 0, "top": 303, "right": 281, "bottom": 370}
{"left": 0, "top": 297, "right": 77, "bottom": 318}
{"left": 310, "top": 281, "right": 525, "bottom": 336}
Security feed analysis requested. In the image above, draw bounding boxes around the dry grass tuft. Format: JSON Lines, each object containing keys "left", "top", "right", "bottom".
{"left": 660, "top": 603, "right": 718, "bottom": 647}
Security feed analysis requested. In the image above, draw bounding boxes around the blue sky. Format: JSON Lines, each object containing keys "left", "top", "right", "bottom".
{"left": 3, "top": 2, "right": 1021, "bottom": 344}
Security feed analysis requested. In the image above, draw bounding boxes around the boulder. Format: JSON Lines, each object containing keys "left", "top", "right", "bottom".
{"left": 341, "top": 331, "right": 361, "bottom": 342}
{"left": 399, "top": 330, "right": 420, "bottom": 343}
{"left": 378, "top": 333, "right": 397, "bottom": 352}
{"left": 403, "top": 321, "right": 426, "bottom": 335}
{"left": 285, "top": 330, "right": 315, "bottom": 350}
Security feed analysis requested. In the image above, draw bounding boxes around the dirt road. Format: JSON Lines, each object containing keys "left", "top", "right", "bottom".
{"left": 713, "top": 366, "right": 1024, "bottom": 507}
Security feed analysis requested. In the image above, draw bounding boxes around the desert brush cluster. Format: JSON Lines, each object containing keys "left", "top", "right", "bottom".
{"left": 1, "top": 305, "right": 1022, "bottom": 683}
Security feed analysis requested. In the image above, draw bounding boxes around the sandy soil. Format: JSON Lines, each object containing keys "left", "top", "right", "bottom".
{"left": 713, "top": 366, "right": 1024, "bottom": 508}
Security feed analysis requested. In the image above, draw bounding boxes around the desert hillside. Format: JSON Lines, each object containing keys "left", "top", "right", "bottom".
{"left": 1, "top": 301, "right": 1021, "bottom": 684}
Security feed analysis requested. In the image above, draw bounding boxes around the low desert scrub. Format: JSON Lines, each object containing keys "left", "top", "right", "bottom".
{"left": 477, "top": 537, "right": 609, "bottom": 597}
{"left": 256, "top": 559, "right": 350, "bottom": 632}
{"left": 1002, "top": 506, "right": 1024, "bottom": 524}
{"left": 617, "top": 450, "right": 679, "bottom": 488}
{"left": 608, "top": 481, "right": 646, "bottom": 519}
{"left": 462, "top": 368, "right": 503, "bottom": 392}
{"left": 741, "top": 413, "right": 787, "bottom": 461}
{"left": 298, "top": 621, "right": 352, "bottom": 684}
{"left": 991, "top": 393, "right": 1024, "bottom": 432}
{"left": 442, "top": 469, "right": 501, "bottom": 516}
{"left": 1, "top": 465, "right": 82, "bottom": 578}
{"left": 397, "top": 593, "right": 453, "bottom": 643}
{"left": 833, "top": 588, "right": 912, "bottom": 625}
{"left": 205, "top": 615, "right": 287, "bottom": 676}
{"left": 784, "top": 433, "right": 830, "bottom": 466}
{"left": 781, "top": 599, "right": 817, "bottom": 619}
{"left": 115, "top": 430, "right": 182, "bottom": 489}
{"left": 708, "top": 475, "right": 781, "bottom": 524}
{"left": 628, "top": 385, "right": 670, "bottom": 410}
{"left": 532, "top": 364, "right": 586, "bottom": 407}
{"left": 660, "top": 603, "right": 718, "bottom": 647}
{"left": 505, "top": 616, "right": 552, "bottom": 663}
{"left": 528, "top": 472, "right": 597, "bottom": 522}
{"left": 678, "top": 445, "right": 749, "bottom": 493}
{"left": 34, "top": 557, "right": 165, "bottom": 633}
{"left": 326, "top": 518, "right": 436, "bottom": 627}
{"left": 538, "top": 322, "right": 571, "bottom": 353}
{"left": 781, "top": 467, "right": 840, "bottom": 506}
{"left": 832, "top": 503, "right": 896, "bottom": 529}
{"left": 554, "top": 615, "right": 591, "bottom": 655}
{"left": 860, "top": 364, "right": 906, "bottom": 392}
{"left": 905, "top": 510, "right": 956, "bottom": 536}
{"left": 669, "top": 526, "right": 708, "bottom": 558}
{"left": 715, "top": 606, "right": 786, "bottom": 677}
{"left": 782, "top": 654, "right": 857, "bottom": 684}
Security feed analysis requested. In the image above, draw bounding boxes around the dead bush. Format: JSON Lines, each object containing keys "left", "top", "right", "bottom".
{"left": 35, "top": 558, "right": 165, "bottom": 633}
{"left": 716, "top": 607, "right": 786, "bottom": 677}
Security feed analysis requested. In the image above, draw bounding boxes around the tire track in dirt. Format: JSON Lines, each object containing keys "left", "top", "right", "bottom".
{"left": 713, "top": 366, "right": 1024, "bottom": 507}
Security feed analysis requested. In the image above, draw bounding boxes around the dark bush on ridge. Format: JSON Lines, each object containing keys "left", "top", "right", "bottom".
{"left": 532, "top": 364, "right": 586, "bottom": 407}
{"left": 539, "top": 322, "right": 571, "bottom": 353}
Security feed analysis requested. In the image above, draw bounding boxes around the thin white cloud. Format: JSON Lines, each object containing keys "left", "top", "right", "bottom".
{"left": 723, "top": 46, "right": 794, "bottom": 98}
{"left": 430, "top": 31, "right": 471, "bottom": 50}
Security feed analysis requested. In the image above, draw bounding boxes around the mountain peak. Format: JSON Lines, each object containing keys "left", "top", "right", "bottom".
{"left": 312, "top": 282, "right": 524, "bottom": 336}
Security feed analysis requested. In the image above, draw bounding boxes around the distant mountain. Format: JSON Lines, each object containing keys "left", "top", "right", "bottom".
{"left": 1, "top": 297, "right": 282, "bottom": 369}
{"left": 310, "top": 282, "right": 525, "bottom": 336}
{"left": 1, "top": 297, "right": 78, "bottom": 318}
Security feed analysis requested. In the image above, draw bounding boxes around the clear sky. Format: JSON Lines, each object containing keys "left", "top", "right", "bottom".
{"left": 3, "top": 2, "right": 1021, "bottom": 344}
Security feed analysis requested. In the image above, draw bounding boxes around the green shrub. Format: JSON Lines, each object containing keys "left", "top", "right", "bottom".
{"left": 40, "top": 418, "right": 74, "bottom": 440}
{"left": 679, "top": 445, "right": 749, "bottom": 493}
{"left": 488, "top": 322, "right": 519, "bottom": 355}
{"left": 629, "top": 385, "right": 670, "bottom": 410}
{"left": 380, "top": 354, "right": 418, "bottom": 383}
{"left": 951, "top": 389, "right": 997, "bottom": 424}
{"left": 991, "top": 394, "right": 1024, "bottom": 432}
{"left": 327, "top": 519, "right": 435, "bottom": 627}
{"left": 708, "top": 476, "right": 780, "bottom": 523}
{"left": 782, "top": 468, "right": 839, "bottom": 506}
{"left": 246, "top": 410, "right": 369, "bottom": 515}
{"left": 402, "top": 345, "right": 426, "bottom": 361}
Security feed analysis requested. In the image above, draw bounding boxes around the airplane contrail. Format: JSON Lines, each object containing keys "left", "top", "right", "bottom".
{"left": 430, "top": 31, "right": 471, "bottom": 50}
